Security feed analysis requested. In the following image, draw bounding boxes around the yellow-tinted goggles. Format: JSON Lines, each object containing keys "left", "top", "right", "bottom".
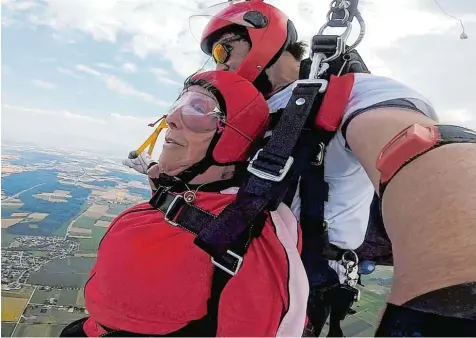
{"left": 212, "top": 43, "right": 232, "bottom": 64}
{"left": 211, "top": 36, "right": 245, "bottom": 64}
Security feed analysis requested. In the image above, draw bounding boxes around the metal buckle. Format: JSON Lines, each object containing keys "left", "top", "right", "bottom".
{"left": 311, "top": 142, "right": 326, "bottom": 166}
{"left": 247, "top": 149, "right": 294, "bottom": 182}
{"left": 291, "top": 79, "right": 328, "bottom": 93}
{"left": 316, "top": 21, "right": 352, "bottom": 63}
{"left": 164, "top": 195, "right": 183, "bottom": 227}
{"left": 341, "top": 249, "right": 359, "bottom": 265}
{"left": 211, "top": 250, "right": 243, "bottom": 276}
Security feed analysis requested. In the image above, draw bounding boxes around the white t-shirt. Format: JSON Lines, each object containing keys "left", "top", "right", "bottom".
{"left": 266, "top": 73, "right": 438, "bottom": 250}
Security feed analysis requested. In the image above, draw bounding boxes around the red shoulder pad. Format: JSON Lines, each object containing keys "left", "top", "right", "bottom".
{"left": 315, "top": 73, "right": 355, "bottom": 131}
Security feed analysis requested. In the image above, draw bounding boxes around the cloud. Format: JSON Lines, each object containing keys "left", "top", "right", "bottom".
{"left": 56, "top": 67, "right": 82, "bottom": 79}
{"left": 73, "top": 64, "right": 169, "bottom": 106}
{"left": 439, "top": 109, "right": 474, "bottom": 125}
{"left": 150, "top": 67, "right": 182, "bottom": 87}
{"left": 104, "top": 75, "right": 168, "bottom": 106}
{"left": 2, "top": 104, "right": 106, "bottom": 123}
{"left": 121, "top": 62, "right": 137, "bottom": 74}
{"left": 31, "top": 79, "right": 56, "bottom": 90}
{"left": 2, "top": 103, "right": 161, "bottom": 157}
{"left": 96, "top": 62, "right": 115, "bottom": 69}
{"left": 371, "top": 18, "right": 476, "bottom": 129}
{"left": 150, "top": 68, "right": 169, "bottom": 77}
{"left": 75, "top": 64, "right": 101, "bottom": 76}
{"left": 8, "top": 0, "right": 473, "bottom": 80}
{"left": 2, "top": 0, "right": 475, "bottom": 130}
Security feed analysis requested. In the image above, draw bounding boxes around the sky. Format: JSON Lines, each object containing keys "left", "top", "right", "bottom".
{"left": 1, "top": 0, "right": 476, "bottom": 158}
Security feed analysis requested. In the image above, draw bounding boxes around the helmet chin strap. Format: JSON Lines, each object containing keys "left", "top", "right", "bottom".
{"left": 254, "top": 71, "right": 273, "bottom": 97}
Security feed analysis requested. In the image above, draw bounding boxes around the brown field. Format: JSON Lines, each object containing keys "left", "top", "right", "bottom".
{"left": 82, "top": 204, "right": 109, "bottom": 218}
{"left": 10, "top": 213, "right": 29, "bottom": 217}
{"left": 51, "top": 190, "right": 72, "bottom": 197}
{"left": 2, "top": 218, "right": 24, "bottom": 228}
{"left": 1, "top": 297, "right": 28, "bottom": 321}
{"left": 69, "top": 226, "right": 92, "bottom": 235}
{"left": 68, "top": 235, "right": 92, "bottom": 239}
{"left": 28, "top": 212, "right": 49, "bottom": 220}
{"left": 33, "top": 193, "right": 68, "bottom": 203}
{"left": 91, "top": 189, "right": 141, "bottom": 204}
{"left": 74, "top": 253, "right": 97, "bottom": 258}
{"left": 1, "top": 201, "right": 24, "bottom": 208}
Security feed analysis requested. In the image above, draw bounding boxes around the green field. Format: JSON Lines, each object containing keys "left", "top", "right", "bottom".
{"left": 27, "top": 257, "right": 95, "bottom": 288}
{"left": 2, "top": 285, "right": 35, "bottom": 299}
{"left": 58, "top": 289, "right": 80, "bottom": 306}
{"left": 12, "top": 323, "right": 67, "bottom": 337}
{"left": 99, "top": 215, "right": 115, "bottom": 222}
{"left": 73, "top": 215, "right": 97, "bottom": 229}
{"left": 1, "top": 230, "right": 21, "bottom": 248}
{"left": 107, "top": 204, "right": 130, "bottom": 215}
{"left": 78, "top": 227, "right": 107, "bottom": 251}
{"left": 52, "top": 203, "right": 90, "bottom": 237}
{"left": 22, "top": 306, "right": 85, "bottom": 326}
{"left": 30, "top": 289, "right": 61, "bottom": 304}
{"left": 1, "top": 323, "right": 16, "bottom": 337}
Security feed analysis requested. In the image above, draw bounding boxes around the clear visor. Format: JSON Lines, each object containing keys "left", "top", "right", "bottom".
{"left": 189, "top": 0, "right": 264, "bottom": 48}
{"left": 168, "top": 90, "right": 224, "bottom": 133}
{"left": 167, "top": 82, "right": 253, "bottom": 141}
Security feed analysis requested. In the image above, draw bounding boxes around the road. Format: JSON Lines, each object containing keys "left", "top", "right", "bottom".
{"left": 8, "top": 183, "right": 46, "bottom": 199}
{"left": 10, "top": 285, "right": 37, "bottom": 337}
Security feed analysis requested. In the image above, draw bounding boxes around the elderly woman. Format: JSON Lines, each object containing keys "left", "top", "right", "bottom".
{"left": 60, "top": 71, "right": 308, "bottom": 337}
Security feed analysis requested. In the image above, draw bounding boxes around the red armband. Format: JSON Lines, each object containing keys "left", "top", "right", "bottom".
{"left": 377, "top": 124, "right": 476, "bottom": 196}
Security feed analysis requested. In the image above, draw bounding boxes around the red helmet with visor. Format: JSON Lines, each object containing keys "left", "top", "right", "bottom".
{"left": 195, "top": 0, "right": 298, "bottom": 84}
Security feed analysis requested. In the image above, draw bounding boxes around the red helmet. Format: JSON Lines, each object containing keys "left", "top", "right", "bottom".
{"left": 189, "top": 70, "right": 269, "bottom": 166}
{"left": 199, "top": 0, "right": 298, "bottom": 84}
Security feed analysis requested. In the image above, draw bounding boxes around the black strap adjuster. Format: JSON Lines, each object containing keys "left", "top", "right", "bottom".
{"left": 211, "top": 250, "right": 243, "bottom": 276}
{"left": 164, "top": 195, "right": 185, "bottom": 227}
{"left": 247, "top": 149, "right": 294, "bottom": 182}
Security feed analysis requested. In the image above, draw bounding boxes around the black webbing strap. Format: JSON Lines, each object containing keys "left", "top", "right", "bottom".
{"left": 298, "top": 126, "right": 347, "bottom": 262}
{"left": 149, "top": 187, "right": 260, "bottom": 336}
{"left": 193, "top": 81, "right": 329, "bottom": 259}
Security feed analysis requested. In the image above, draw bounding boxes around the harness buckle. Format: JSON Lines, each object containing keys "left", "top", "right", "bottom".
{"left": 211, "top": 250, "right": 243, "bottom": 276}
{"left": 247, "top": 149, "right": 294, "bottom": 182}
{"left": 311, "top": 142, "right": 326, "bottom": 166}
{"left": 164, "top": 195, "right": 184, "bottom": 227}
{"left": 291, "top": 79, "right": 329, "bottom": 92}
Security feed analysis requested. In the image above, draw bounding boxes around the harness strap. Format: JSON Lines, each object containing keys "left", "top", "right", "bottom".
{"left": 148, "top": 186, "right": 261, "bottom": 336}
{"left": 193, "top": 80, "right": 331, "bottom": 259}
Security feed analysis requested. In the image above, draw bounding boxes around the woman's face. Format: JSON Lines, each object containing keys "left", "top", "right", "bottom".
{"left": 158, "top": 85, "right": 220, "bottom": 176}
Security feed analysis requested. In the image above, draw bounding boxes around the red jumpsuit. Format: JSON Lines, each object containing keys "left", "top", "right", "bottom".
{"left": 83, "top": 187, "right": 308, "bottom": 337}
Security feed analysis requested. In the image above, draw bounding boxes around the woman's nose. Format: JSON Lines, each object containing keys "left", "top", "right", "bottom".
{"left": 165, "top": 108, "right": 182, "bottom": 129}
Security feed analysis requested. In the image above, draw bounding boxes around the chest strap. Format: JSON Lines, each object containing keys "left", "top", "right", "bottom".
{"left": 149, "top": 186, "right": 260, "bottom": 276}
{"left": 148, "top": 186, "right": 263, "bottom": 336}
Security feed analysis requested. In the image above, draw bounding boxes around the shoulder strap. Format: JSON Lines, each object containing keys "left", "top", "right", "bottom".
{"left": 193, "top": 78, "right": 337, "bottom": 259}
{"left": 299, "top": 74, "right": 355, "bottom": 261}
{"left": 149, "top": 187, "right": 265, "bottom": 336}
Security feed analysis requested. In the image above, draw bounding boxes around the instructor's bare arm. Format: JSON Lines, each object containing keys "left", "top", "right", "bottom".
{"left": 346, "top": 108, "right": 476, "bottom": 305}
